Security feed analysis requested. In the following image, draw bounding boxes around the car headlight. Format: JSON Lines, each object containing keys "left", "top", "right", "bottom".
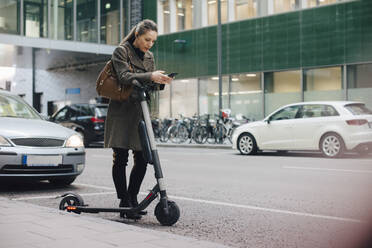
{"left": 65, "top": 134, "right": 84, "bottom": 148}
{"left": 0, "top": 136, "right": 12, "bottom": 147}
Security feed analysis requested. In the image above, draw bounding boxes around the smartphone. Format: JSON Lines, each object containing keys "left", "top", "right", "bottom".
{"left": 167, "top": 72, "right": 178, "bottom": 78}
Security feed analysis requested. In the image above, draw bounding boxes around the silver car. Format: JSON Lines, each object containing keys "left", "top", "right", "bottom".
{"left": 0, "top": 90, "right": 85, "bottom": 185}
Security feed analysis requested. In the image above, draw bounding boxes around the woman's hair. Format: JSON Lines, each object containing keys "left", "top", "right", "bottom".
{"left": 120, "top": 19, "right": 157, "bottom": 46}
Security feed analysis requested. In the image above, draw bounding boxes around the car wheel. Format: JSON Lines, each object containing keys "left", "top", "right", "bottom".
{"left": 49, "top": 176, "right": 76, "bottom": 186}
{"left": 237, "top": 133, "right": 257, "bottom": 155}
{"left": 320, "top": 133, "right": 345, "bottom": 158}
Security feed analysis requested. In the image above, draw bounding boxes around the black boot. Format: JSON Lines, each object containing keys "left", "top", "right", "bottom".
{"left": 119, "top": 197, "right": 141, "bottom": 220}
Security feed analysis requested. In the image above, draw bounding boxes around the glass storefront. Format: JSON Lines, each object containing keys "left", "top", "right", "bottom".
{"left": 207, "top": 0, "right": 228, "bottom": 25}
{"left": 199, "top": 76, "right": 229, "bottom": 117}
{"left": 347, "top": 63, "right": 372, "bottom": 109}
{"left": 76, "top": 0, "right": 97, "bottom": 43}
{"left": 308, "top": 0, "right": 339, "bottom": 7}
{"left": 50, "top": 0, "right": 73, "bottom": 40}
{"left": 24, "top": 0, "right": 48, "bottom": 38}
{"left": 0, "top": 0, "right": 19, "bottom": 35}
{"left": 176, "top": 0, "right": 192, "bottom": 31}
{"left": 171, "top": 78, "right": 198, "bottom": 118}
{"left": 235, "top": 0, "right": 257, "bottom": 21}
{"left": 100, "top": 0, "right": 120, "bottom": 45}
{"left": 304, "top": 66, "right": 343, "bottom": 101}
{"left": 230, "top": 73, "right": 263, "bottom": 120}
{"left": 274, "top": 0, "right": 299, "bottom": 14}
{"left": 264, "top": 70, "right": 301, "bottom": 116}
{"left": 161, "top": 0, "right": 170, "bottom": 34}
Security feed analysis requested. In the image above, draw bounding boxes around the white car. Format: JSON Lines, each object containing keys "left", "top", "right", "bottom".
{"left": 232, "top": 101, "right": 372, "bottom": 158}
{"left": 0, "top": 90, "right": 85, "bottom": 185}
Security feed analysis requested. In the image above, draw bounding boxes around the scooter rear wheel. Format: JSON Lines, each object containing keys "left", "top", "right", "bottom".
{"left": 59, "top": 194, "right": 84, "bottom": 214}
{"left": 154, "top": 200, "right": 180, "bottom": 226}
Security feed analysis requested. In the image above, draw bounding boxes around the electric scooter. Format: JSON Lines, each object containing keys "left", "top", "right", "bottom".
{"left": 59, "top": 81, "right": 180, "bottom": 226}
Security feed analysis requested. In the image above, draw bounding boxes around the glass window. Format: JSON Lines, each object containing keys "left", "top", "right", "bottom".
{"left": 297, "top": 104, "right": 339, "bottom": 118}
{"left": 24, "top": 0, "right": 48, "bottom": 38}
{"left": 100, "top": 0, "right": 119, "bottom": 45}
{"left": 0, "top": 94, "right": 40, "bottom": 119}
{"left": 270, "top": 105, "right": 301, "bottom": 121}
{"left": 50, "top": 0, "right": 73, "bottom": 40}
{"left": 176, "top": 0, "right": 192, "bottom": 31}
{"left": 235, "top": 0, "right": 258, "bottom": 21}
{"left": 77, "top": 0, "right": 98, "bottom": 43}
{"left": 171, "top": 78, "right": 198, "bottom": 118}
{"left": 347, "top": 63, "right": 372, "bottom": 109}
{"left": 162, "top": 0, "right": 170, "bottom": 34}
{"left": 207, "top": 0, "right": 228, "bottom": 25}
{"left": 199, "top": 76, "right": 229, "bottom": 117}
{"left": 0, "top": 0, "right": 19, "bottom": 35}
{"left": 264, "top": 70, "right": 302, "bottom": 116}
{"left": 53, "top": 107, "right": 68, "bottom": 121}
{"left": 304, "top": 66, "right": 343, "bottom": 101}
{"left": 95, "top": 105, "right": 108, "bottom": 117}
{"left": 159, "top": 84, "right": 171, "bottom": 118}
{"left": 230, "top": 73, "right": 263, "bottom": 120}
{"left": 344, "top": 104, "right": 372, "bottom": 115}
{"left": 308, "top": 0, "right": 339, "bottom": 7}
{"left": 274, "top": 0, "right": 299, "bottom": 14}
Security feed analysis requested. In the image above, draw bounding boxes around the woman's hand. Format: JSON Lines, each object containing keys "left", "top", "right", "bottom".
{"left": 151, "top": 70, "right": 172, "bottom": 84}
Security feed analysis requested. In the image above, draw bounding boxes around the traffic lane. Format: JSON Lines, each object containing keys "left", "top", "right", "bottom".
{"left": 150, "top": 148, "right": 372, "bottom": 220}
{"left": 14, "top": 189, "right": 371, "bottom": 248}
{"left": 83, "top": 148, "right": 372, "bottom": 221}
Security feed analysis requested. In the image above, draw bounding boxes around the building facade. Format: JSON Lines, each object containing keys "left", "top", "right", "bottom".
{"left": 154, "top": 0, "right": 372, "bottom": 120}
{"left": 0, "top": 0, "right": 155, "bottom": 115}
{"left": 0, "top": 0, "right": 371, "bottom": 120}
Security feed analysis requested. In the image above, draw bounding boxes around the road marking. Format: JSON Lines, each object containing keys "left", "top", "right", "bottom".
{"left": 12, "top": 191, "right": 116, "bottom": 201}
{"left": 74, "top": 183, "right": 114, "bottom": 190}
{"left": 90, "top": 155, "right": 111, "bottom": 159}
{"left": 167, "top": 195, "right": 364, "bottom": 224}
{"left": 283, "top": 166, "right": 372, "bottom": 174}
{"left": 11, "top": 182, "right": 364, "bottom": 224}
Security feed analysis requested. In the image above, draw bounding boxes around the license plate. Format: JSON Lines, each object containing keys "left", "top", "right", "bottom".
{"left": 24, "top": 155, "right": 62, "bottom": 167}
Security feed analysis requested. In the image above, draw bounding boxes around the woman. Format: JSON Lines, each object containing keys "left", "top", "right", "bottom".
{"left": 104, "top": 19, "right": 172, "bottom": 219}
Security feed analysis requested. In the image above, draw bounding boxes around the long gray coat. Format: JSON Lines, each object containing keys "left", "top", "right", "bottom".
{"left": 104, "top": 41, "right": 159, "bottom": 150}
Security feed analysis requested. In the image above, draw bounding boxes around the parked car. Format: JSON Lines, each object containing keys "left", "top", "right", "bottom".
{"left": 0, "top": 90, "right": 85, "bottom": 185}
{"left": 50, "top": 103, "right": 108, "bottom": 147}
{"left": 232, "top": 101, "right": 372, "bottom": 158}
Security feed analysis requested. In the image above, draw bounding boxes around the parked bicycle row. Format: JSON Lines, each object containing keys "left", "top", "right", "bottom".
{"left": 151, "top": 110, "right": 253, "bottom": 145}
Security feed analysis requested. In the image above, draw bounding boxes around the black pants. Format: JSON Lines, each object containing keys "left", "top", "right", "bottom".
{"left": 112, "top": 148, "right": 147, "bottom": 200}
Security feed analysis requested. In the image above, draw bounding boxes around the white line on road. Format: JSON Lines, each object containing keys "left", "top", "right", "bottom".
{"left": 10, "top": 183, "right": 364, "bottom": 223}
{"left": 12, "top": 191, "right": 116, "bottom": 201}
{"left": 283, "top": 166, "right": 372, "bottom": 174}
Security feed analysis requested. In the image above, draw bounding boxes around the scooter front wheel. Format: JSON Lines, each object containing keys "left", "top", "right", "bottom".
{"left": 59, "top": 193, "right": 84, "bottom": 214}
{"left": 154, "top": 200, "right": 180, "bottom": 226}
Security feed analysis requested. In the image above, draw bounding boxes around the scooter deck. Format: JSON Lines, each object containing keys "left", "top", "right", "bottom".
{"left": 66, "top": 205, "right": 147, "bottom": 215}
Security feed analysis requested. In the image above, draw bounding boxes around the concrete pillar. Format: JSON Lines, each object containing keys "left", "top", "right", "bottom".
{"left": 169, "top": 0, "right": 177, "bottom": 32}
{"left": 267, "top": 0, "right": 274, "bottom": 15}
{"left": 157, "top": 0, "right": 164, "bottom": 34}
{"left": 228, "top": 0, "right": 235, "bottom": 22}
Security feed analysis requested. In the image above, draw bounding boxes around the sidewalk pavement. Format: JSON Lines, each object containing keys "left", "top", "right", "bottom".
{"left": 0, "top": 197, "right": 230, "bottom": 248}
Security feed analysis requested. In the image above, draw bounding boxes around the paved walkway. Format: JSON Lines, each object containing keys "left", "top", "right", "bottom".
{"left": 0, "top": 197, "right": 230, "bottom": 248}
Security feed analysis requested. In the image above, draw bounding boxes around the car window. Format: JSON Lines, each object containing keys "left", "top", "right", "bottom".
{"left": 295, "top": 104, "right": 339, "bottom": 118}
{"left": 95, "top": 106, "right": 108, "bottom": 117}
{"left": 0, "top": 94, "right": 41, "bottom": 119}
{"left": 270, "top": 105, "right": 300, "bottom": 121}
{"left": 345, "top": 104, "right": 372, "bottom": 115}
{"left": 79, "top": 105, "right": 95, "bottom": 116}
{"left": 53, "top": 107, "right": 69, "bottom": 121}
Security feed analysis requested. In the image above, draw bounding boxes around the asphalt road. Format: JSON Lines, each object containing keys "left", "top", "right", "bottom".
{"left": 2, "top": 147, "right": 372, "bottom": 248}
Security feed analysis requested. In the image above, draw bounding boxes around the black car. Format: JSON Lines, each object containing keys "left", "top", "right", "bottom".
{"left": 50, "top": 103, "right": 108, "bottom": 147}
